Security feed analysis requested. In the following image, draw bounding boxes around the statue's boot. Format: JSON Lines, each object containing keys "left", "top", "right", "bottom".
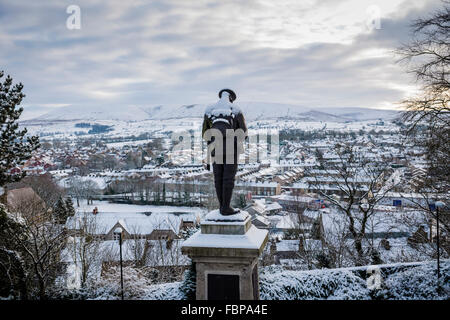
{"left": 214, "top": 178, "right": 223, "bottom": 209}
{"left": 220, "top": 185, "right": 240, "bottom": 215}
{"left": 213, "top": 163, "right": 224, "bottom": 209}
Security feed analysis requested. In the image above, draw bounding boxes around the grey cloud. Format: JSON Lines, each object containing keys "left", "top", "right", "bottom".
{"left": 0, "top": 0, "right": 444, "bottom": 112}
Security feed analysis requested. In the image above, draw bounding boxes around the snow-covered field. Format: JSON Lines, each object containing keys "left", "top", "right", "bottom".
{"left": 20, "top": 116, "right": 398, "bottom": 142}
{"left": 23, "top": 102, "right": 399, "bottom": 123}
{"left": 21, "top": 118, "right": 204, "bottom": 141}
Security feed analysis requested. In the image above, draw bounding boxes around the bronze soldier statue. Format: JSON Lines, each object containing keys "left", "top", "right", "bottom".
{"left": 202, "top": 89, "right": 247, "bottom": 215}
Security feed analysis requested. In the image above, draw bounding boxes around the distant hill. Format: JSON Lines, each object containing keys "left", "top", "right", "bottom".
{"left": 33, "top": 105, "right": 152, "bottom": 121}
{"left": 21, "top": 105, "right": 55, "bottom": 120}
{"left": 29, "top": 102, "right": 399, "bottom": 122}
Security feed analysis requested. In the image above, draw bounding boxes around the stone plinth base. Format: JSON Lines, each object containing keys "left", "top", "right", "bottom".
{"left": 182, "top": 209, "right": 268, "bottom": 300}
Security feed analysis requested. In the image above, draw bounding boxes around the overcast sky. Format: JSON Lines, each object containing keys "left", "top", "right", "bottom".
{"left": 0, "top": 0, "right": 443, "bottom": 112}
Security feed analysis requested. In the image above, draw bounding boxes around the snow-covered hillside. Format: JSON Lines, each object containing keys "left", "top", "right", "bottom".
{"left": 29, "top": 102, "right": 399, "bottom": 122}
{"left": 33, "top": 105, "right": 152, "bottom": 122}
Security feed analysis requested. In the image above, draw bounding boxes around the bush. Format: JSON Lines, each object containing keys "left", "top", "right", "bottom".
{"left": 259, "top": 265, "right": 370, "bottom": 300}
{"left": 259, "top": 260, "right": 450, "bottom": 300}
{"left": 141, "top": 282, "right": 184, "bottom": 300}
{"left": 377, "top": 262, "right": 450, "bottom": 300}
{"left": 179, "top": 263, "right": 196, "bottom": 300}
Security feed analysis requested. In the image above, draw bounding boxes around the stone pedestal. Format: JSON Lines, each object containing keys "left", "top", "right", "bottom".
{"left": 181, "top": 210, "right": 268, "bottom": 300}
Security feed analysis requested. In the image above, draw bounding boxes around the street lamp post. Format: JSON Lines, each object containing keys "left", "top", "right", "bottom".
{"left": 114, "top": 227, "right": 124, "bottom": 300}
{"left": 434, "top": 201, "right": 445, "bottom": 284}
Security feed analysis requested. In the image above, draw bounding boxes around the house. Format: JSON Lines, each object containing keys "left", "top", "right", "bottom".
{"left": 264, "top": 238, "right": 323, "bottom": 265}
{"left": 273, "top": 168, "right": 303, "bottom": 185}
{"left": 179, "top": 218, "right": 197, "bottom": 232}
{"left": 313, "top": 208, "right": 426, "bottom": 243}
{"left": 100, "top": 238, "right": 191, "bottom": 275}
{"left": 265, "top": 201, "right": 282, "bottom": 215}
{"left": 106, "top": 220, "right": 132, "bottom": 240}
{"left": 64, "top": 206, "right": 203, "bottom": 242}
{"left": 264, "top": 210, "right": 313, "bottom": 237}
{"left": 235, "top": 181, "right": 281, "bottom": 196}
{"left": 246, "top": 200, "right": 266, "bottom": 216}
{"left": 102, "top": 219, "right": 181, "bottom": 241}
{"left": 378, "top": 191, "right": 448, "bottom": 208}
{"left": 268, "top": 193, "right": 313, "bottom": 211}
{"left": 251, "top": 215, "right": 270, "bottom": 229}
{"left": 274, "top": 239, "right": 301, "bottom": 260}
{"left": 247, "top": 199, "right": 282, "bottom": 216}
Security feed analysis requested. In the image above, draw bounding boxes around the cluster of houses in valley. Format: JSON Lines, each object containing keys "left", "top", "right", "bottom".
{"left": 8, "top": 119, "right": 447, "bottom": 285}
{"left": 56, "top": 180, "right": 447, "bottom": 285}
{"left": 8, "top": 156, "right": 54, "bottom": 176}
{"left": 3, "top": 180, "right": 444, "bottom": 277}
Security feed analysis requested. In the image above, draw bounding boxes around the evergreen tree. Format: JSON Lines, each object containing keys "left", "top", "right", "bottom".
{"left": 65, "top": 197, "right": 75, "bottom": 218}
{"left": 238, "top": 193, "right": 247, "bottom": 208}
{"left": 316, "top": 252, "right": 332, "bottom": 269}
{"left": 183, "top": 190, "right": 190, "bottom": 206}
{"left": 0, "top": 71, "right": 40, "bottom": 187}
{"left": 53, "top": 197, "right": 67, "bottom": 224}
{"left": 0, "top": 204, "right": 28, "bottom": 299}
{"left": 311, "top": 217, "right": 322, "bottom": 240}
{"left": 180, "top": 263, "right": 196, "bottom": 300}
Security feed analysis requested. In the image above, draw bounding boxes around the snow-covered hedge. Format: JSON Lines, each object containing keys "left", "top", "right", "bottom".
{"left": 141, "top": 281, "right": 185, "bottom": 300}
{"left": 140, "top": 260, "right": 448, "bottom": 300}
{"left": 142, "top": 267, "right": 194, "bottom": 300}
{"left": 376, "top": 261, "right": 449, "bottom": 300}
{"left": 259, "top": 265, "right": 371, "bottom": 300}
{"left": 259, "top": 260, "right": 449, "bottom": 300}
{"left": 51, "top": 260, "right": 449, "bottom": 300}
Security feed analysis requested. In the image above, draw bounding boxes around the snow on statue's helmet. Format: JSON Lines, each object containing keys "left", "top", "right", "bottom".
{"left": 218, "top": 89, "right": 237, "bottom": 103}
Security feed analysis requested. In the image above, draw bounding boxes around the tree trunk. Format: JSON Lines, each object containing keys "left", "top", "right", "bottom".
{"left": 37, "top": 274, "right": 46, "bottom": 300}
{"left": 354, "top": 237, "right": 364, "bottom": 266}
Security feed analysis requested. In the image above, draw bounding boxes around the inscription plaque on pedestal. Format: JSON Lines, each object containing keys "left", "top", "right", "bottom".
{"left": 207, "top": 274, "right": 240, "bottom": 300}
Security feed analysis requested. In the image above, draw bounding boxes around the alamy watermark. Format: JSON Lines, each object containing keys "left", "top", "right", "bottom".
{"left": 66, "top": 5, "right": 81, "bottom": 30}
{"left": 366, "top": 5, "right": 381, "bottom": 31}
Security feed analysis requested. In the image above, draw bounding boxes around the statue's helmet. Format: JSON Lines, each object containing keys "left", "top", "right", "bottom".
{"left": 218, "top": 88, "right": 237, "bottom": 102}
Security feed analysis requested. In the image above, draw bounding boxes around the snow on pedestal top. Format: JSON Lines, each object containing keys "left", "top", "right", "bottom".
{"left": 204, "top": 209, "right": 249, "bottom": 222}
{"left": 201, "top": 210, "right": 251, "bottom": 235}
{"left": 182, "top": 209, "right": 269, "bottom": 254}
{"left": 182, "top": 225, "right": 268, "bottom": 251}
